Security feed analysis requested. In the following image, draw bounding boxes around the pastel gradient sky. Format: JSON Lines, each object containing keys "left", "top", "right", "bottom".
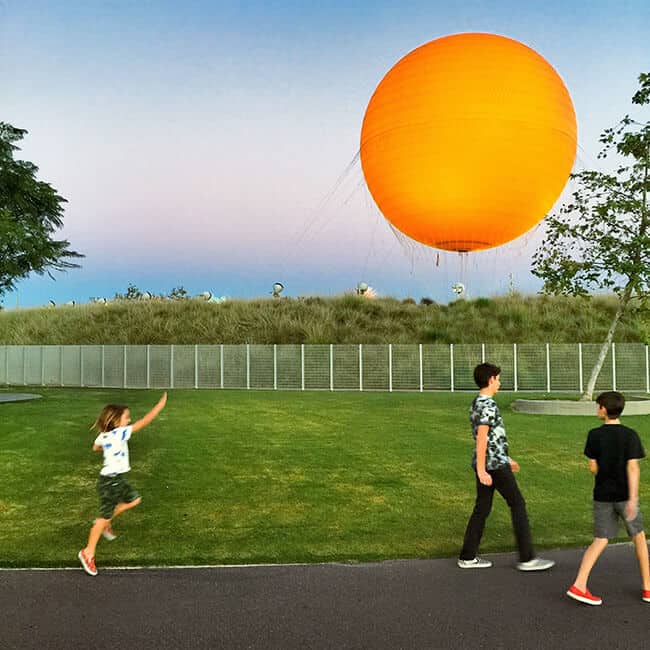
{"left": 1, "top": 1, "right": 648, "bottom": 306}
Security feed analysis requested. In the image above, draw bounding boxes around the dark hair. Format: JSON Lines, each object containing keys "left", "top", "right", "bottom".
{"left": 596, "top": 391, "right": 625, "bottom": 418}
{"left": 473, "top": 363, "right": 501, "bottom": 388}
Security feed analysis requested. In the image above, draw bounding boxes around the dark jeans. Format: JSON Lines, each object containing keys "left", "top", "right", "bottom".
{"left": 459, "top": 464, "right": 534, "bottom": 563}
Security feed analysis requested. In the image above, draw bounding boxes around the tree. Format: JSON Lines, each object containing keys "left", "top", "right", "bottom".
{"left": 532, "top": 72, "right": 649, "bottom": 400}
{"left": 0, "top": 122, "right": 83, "bottom": 298}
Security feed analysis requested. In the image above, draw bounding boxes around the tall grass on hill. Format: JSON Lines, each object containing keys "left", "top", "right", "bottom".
{"left": 0, "top": 293, "right": 647, "bottom": 345}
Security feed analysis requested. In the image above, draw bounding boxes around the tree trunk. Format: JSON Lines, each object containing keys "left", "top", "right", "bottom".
{"left": 581, "top": 284, "right": 634, "bottom": 400}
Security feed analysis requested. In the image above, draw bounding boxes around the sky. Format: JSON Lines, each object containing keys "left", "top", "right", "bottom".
{"left": 1, "top": 0, "right": 648, "bottom": 307}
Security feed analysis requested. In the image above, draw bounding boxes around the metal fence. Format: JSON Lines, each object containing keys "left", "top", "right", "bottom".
{"left": 1, "top": 343, "right": 649, "bottom": 393}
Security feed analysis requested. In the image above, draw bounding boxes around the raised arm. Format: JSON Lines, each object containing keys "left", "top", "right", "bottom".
{"left": 625, "top": 458, "right": 640, "bottom": 521}
{"left": 131, "top": 392, "right": 167, "bottom": 433}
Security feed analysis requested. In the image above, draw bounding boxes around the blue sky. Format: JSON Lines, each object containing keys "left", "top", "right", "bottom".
{"left": 1, "top": 0, "right": 648, "bottom": 307}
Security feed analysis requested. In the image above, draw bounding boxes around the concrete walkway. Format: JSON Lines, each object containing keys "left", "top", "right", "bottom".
{"left": 2, "top": 544, "right": 648, "bottom": 649}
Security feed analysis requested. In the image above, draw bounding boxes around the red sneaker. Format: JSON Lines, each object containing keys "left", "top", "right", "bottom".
{"left": 566, "top": 585, "right": 602, "bottom": 606}
{"left": 643, "top": 590, "right": 650, "bottom": 603}
{"left": 78, "top": 550, "right": 98, "bottom": 576}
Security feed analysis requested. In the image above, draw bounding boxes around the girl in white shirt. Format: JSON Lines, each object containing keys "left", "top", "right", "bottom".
{"left": 78, "top": 392, "right": 167, "bottom": 576}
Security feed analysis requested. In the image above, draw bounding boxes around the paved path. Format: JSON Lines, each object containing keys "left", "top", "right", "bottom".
{"left": 2, "top": 544, "right": 647, "bottom": 649}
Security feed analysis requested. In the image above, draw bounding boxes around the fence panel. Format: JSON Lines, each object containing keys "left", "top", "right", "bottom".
{"left": 223, "top": 345, "right": 246, "bottom": 389}
{"left": 615, "top": 344, "right": 646, "bottom": 391}
{"left": 125, "top": 345, "right": 148, "bottom": 388}
{"left": 484, "top": 344, "right": 515, "bottom": 390}
{"left": 277, "top": 345, "right": 301, "bottom": 390}
{"left": 82, "top": 346, "right": 103, "bottom": 387}
{"left": 333, "top": 344, "right": 359, "bottom": 390}
{"left": 197, "top": 345, "right": 221, "bottom": 388}
{"left": 24, "top": 346, "right": 43, "bottom": 385}
{"left": 304, "top": 345, "right": 330, "bottom": 390}
{"left": 422, "top": 345, "right": 453, "bottom": 390}
{"left": 516, "top": 344, "right": 546, "bottom": 391}
{"left": 1, "top": 343, "right": 647, "bottom": 393}
{"left": 250, "top": 345, "right": 274, "bottom": 389}
{"left": 392, "top": 345, "right": 420, "bottom": 391}
{"left": 362, "top": 345, "right": 389, "bottom": 390}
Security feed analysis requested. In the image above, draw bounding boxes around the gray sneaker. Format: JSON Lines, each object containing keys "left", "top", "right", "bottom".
{"left": 457, "top": 557, "right": 492, "bottom": 569}
{"left": 517, "top": 557, "right": 555, "bottom": 571}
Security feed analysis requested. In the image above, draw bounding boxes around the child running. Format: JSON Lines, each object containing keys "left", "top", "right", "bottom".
{"left": 458, "top": 363, "right": 554, "bottom": 571}
{"left": 566, "top": 391, "right": 650, "bottom": 605}
{"left": 79, "top": 392, "right": 167, "bottom": 576}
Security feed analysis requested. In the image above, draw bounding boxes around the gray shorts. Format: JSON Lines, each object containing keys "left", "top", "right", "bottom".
{"left": 593, "top": 500, "right": 644, "bottom": 539}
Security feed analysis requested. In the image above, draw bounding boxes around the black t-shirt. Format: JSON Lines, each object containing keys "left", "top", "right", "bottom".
{"left": 584, "top": 423, "right": 645, "bottom": 502}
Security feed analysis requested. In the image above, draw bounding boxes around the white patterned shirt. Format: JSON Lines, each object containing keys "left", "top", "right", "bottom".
{"left": 94, "top": 425, "right": 133, "bottom": 476}
{"left": 469, "top": 395, "right": 510, "bottom": 471}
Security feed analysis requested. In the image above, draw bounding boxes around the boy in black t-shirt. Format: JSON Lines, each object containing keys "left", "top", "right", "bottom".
{"left": 567, "top": 391, "right": 650, "bottom": 606}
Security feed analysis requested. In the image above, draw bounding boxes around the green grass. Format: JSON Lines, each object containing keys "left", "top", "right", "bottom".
{"left": 0, "top": 292, "right": 648, "bottom": 345}
{"left": 0, "top": 387, "right": 647, "bottom": 568}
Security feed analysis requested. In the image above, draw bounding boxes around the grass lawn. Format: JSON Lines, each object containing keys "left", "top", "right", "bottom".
{"left": 0, "top": 387, "right": 647, "bottom": 568}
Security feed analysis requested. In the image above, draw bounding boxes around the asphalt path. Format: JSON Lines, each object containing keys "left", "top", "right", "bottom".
{"left": 2, "top": 544, "right": 648, "bottom": 649}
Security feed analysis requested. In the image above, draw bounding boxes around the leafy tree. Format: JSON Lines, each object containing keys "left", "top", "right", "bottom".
{"left": 0, "top": 122, "right": 83, "bottom": 298}
{"left": 168, "top": 286, "right": 189, "bottom": 300}
{"left": 114, "top": 283, "right": 144, "bottom": 300}
{"left": 532, "top": 72, "right": 649, "bottom": 400}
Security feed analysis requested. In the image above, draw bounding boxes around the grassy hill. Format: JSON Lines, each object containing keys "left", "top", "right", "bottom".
{"left": 0, "top": 293, "right": 648, "bottom": 345}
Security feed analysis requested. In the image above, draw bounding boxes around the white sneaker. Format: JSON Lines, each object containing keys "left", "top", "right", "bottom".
{"left": 457, "top": 557, "right": 492, "bottom": 569}
{"left": 101, "top": 525, "right": 117, "bottom": 541}
{"left": 517, "top": 557, "right": 555, "bottom": 571}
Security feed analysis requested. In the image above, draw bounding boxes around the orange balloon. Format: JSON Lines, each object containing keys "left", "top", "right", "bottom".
{"left": 360, "top": 33, "right": 577, "bottom": 252}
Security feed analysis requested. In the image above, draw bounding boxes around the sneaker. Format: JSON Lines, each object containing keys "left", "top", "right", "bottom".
{"left": 102, "top": 525, "right": 117, "bottom": 541}
{"left": 517, "top": 557, "right": 555, "bottom": 571}
{"left": 457, "top": 557, "right": 492, "bottom": 569}
{"left": 566, "top": 585, "right": 602, "bottom": 606}
{"left": 78, "top": 550, "right": 98, "bottom": 576}
{"left": 642, "top": 590, "right": 650, "bottom": 603}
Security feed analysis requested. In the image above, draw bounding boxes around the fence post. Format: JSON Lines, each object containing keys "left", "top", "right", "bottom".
{"left": 123, "top": 345, "right": 127, "bottom": 388}
{"left": 41, "top": 345, "right": 45, "bottom": 386}
{"left": 170, "top": 345, "right": 174, "bottom": 389}
{"left": 101, "top": 345, "right": 105, "bottom": 388}
{"left": 273, "top": 344, "right": 277, "bottom": 390}
{"left": 23, "top": 346, "right": 26, "bottom": 386}
{"left": 301, "top": 344, "right": 305, "bottom": 391}
{"left": 450, "top": 344, "right": 454, "bottom": 392}
{"left": 194, "top": 345, "right": 199, "bottom": 389}
{"left": 5, "top": 346, "right": 8, "bottom": 385}
{"left": 612, "top": 342, "right": 616, "bottom": 390}
{"left": 329, "top": 344, "right": 334, "bottom": 391}
{"left": 60, "top": 346, "right": 64, "bottom": 387}
{"left": 419, "top": 343, "right": 423, "bottom": 392}
{"left": 359, "top": 344, "right": 363, "bottom": 391}
{"left": 146, "top": 345, "right": 151, "bottom": 389}
{"left": 481, "top": 343, "right": 485, "bottom": 363}
{"left": 513, "top": 343, "right": 518, "bottom": 392}
{"left": 220, "top": 344, "right": 224, "bottom": 389}
{"left": 646, "top": 344, "right": 649, "bottom": 394}
{"left": 80, "top": 346, "right": 84, "bottom": 387}
{"left": 246, "top": 344, "right": 250, "bottom": 390}
{"left": 578, "top": 343, "right": 583, "bottom": 394}
{"left": 546, "top": 343, "right": 551, "bottom": 393}
{"left": 388, "top": 343, "right": 393, "bottom": 393}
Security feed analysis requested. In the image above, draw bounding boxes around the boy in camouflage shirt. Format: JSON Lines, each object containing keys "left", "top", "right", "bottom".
{"left": 458, "top": 363, "right": 554, "bottom": 571}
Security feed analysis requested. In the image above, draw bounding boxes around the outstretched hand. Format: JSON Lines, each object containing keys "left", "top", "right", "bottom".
{"left": 510, "top": 459, "right": 520, "bottom": 472}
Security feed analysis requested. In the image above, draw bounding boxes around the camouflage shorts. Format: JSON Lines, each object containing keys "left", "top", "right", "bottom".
{"left": 97, "top": 474, "right": 140, "bottom": 519}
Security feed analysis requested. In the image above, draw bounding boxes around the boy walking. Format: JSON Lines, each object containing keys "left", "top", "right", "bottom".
{"left": 566, "top": 391, "right": 650, "bottom": 605}
{"left": 458, "top": 363, "right": 554, "bottom": 571}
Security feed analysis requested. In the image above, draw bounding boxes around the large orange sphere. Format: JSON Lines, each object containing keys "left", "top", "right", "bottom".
{"left": 360, "top": 33, "right": 577, "bottom": 252}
